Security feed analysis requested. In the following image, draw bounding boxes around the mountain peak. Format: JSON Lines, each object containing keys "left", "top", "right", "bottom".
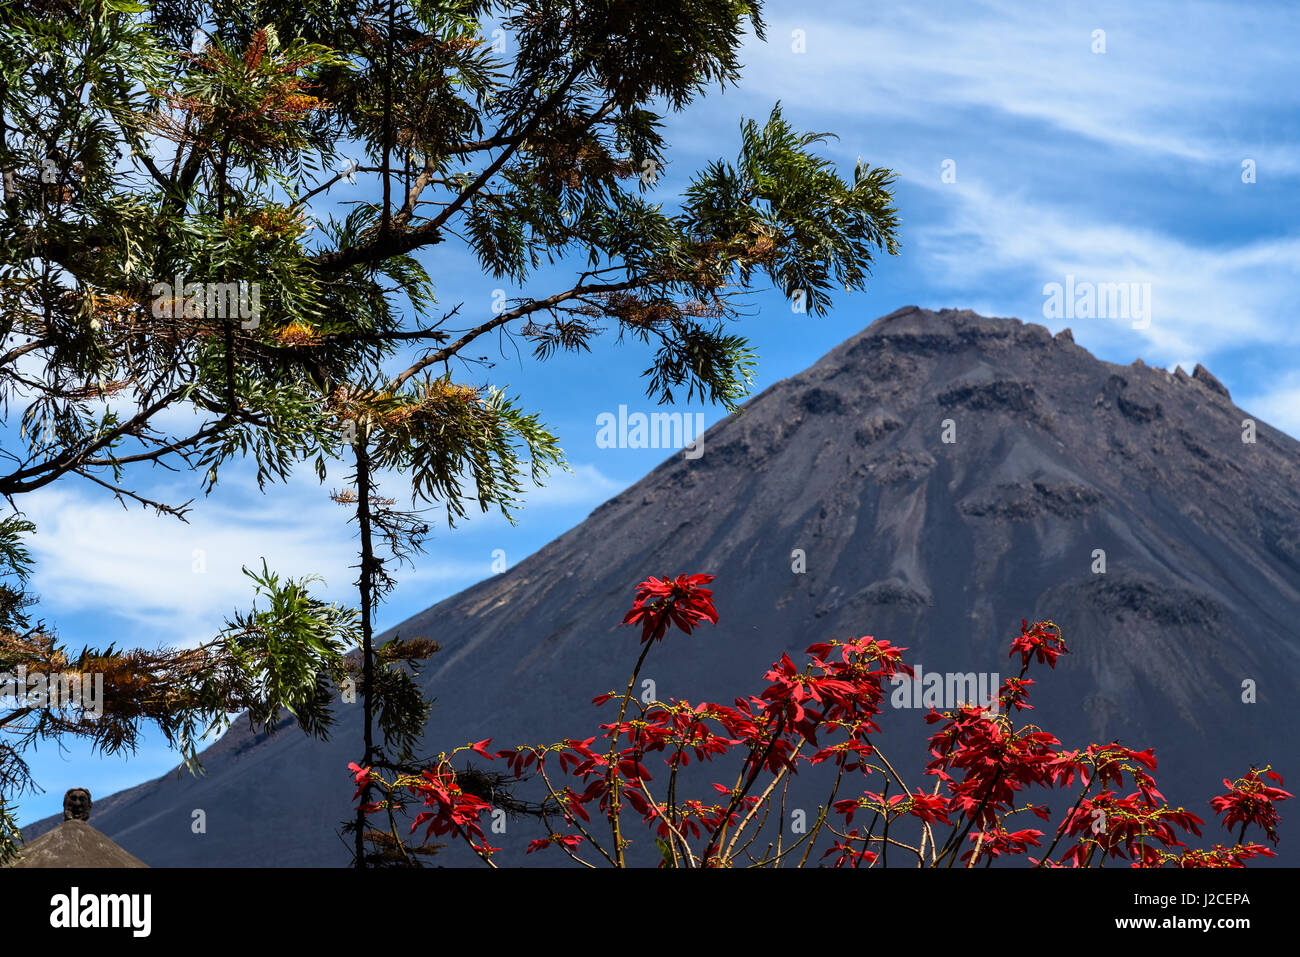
{"left": 1192, "top": 362, "right": 1231, "bottom": 398}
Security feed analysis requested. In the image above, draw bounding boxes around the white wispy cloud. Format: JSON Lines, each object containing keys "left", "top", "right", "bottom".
{"left": 914, "top": 181, "right": 1300, "bottom": 359}
{"left": 739, "top": 1, "right": 1300, "bottom": 175}
{"left": 17, "top": 459, "right": 624, "bottom": 650}
{"left": 20, "top": 477, "right": 358, "bottom": 649}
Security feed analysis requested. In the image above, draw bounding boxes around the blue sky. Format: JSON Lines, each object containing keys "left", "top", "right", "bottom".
{"left": 11, "top": 0, "right": 1299, "bottom": 825}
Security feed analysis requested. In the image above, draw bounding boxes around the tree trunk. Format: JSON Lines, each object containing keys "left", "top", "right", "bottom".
{"left": 352, "top": 434, "right": 377, "bottom": 867}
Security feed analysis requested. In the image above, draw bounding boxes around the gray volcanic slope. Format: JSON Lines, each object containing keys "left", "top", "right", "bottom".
{"left": 26, "top": 306, "right": 1300, "bottom": 865}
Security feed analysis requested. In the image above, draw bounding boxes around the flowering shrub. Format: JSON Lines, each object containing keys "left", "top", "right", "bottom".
{"left": 349, "top": 574, "right": 1289, "bottom": 867}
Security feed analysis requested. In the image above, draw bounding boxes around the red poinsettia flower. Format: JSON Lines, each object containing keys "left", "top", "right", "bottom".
{"left": 621, "top": 573, "right": 718, "bottom": 644}
{"left": 1009, "top": 619, "right": 1067, "bottom": 670}
{"left": 526, "top": 834, "right": 585, "bottom": 854}
{"left": 1210, "top": 767, "right": 1292, "bottom": 845}
{"left": 822, "top": 833, "right": 878, "bottom": 868}
{"left": 347, "top": 762, "right": 372, "bottom": 799}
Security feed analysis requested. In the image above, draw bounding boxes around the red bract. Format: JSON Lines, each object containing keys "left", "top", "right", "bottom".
{"left": 1008, "top": 619, "right": 1066, "bottom": 670}
{"left": 901, "top": 791, "right": 952, "bottom": 827}
{"left": 347, "top": 762, "right": 372, "bottom": 800}
{"left": 822, "top": 833, "right": 877, "bottom": 868}
{"left": 526, "top": 834, "right": 584, "bottom": 854}
{"left": 759, "top": 652, "right": 818, "bottom": 726}
{"left": 856, "top": 790, "right": 953, "bottom": 827}
{"left": 996, "top": 676, "right": 1035, "bottom": 712}
{"left": 409, "top": 767, "right": 499, "bottom": 856}
{"left": 1092, "top": 743, "right": 1164, "bottom": 806}
{"left": 621, "top": 573, "right": 718, "bottom": 644}
{"left": 1045, "top": 743, "right": 1161, "bottom": 800}
{"left": 1210, "top": 767, "right": 1292, "bottom": 845}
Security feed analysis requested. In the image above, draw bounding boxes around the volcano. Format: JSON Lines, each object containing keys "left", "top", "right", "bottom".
{"left": 25, "top": 306, "right": 1300, "bottom": 865}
